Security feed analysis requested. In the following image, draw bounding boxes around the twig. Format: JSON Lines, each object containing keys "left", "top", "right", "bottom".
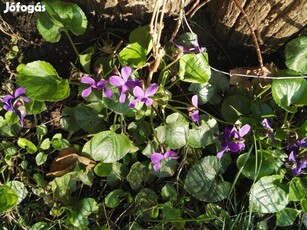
{"left": 170, "top": 0, "right": 185, "bottom": 42}
{"left": 211, "top": 66, "right": 307, "bottom": 79}
{"left": 0, "top": 15, "right": 27, "bottom": 42}
{"left": 232, "top": 0, "right": 264, "bottom": 70}
{"left": 187, "top": 0, "right": 211, "bottom": 18}
{"left": 148, "top": 0, "right": 167, "bottom": 86}
{"left": 185, "top": 0, "right": 200, "bottom": 16}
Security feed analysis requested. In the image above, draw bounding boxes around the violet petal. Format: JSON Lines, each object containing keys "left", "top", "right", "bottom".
{"left": 191, "top": 110, "right": 199, "bottom": 124}
{"left": 81, "top": 76, "right": 96, "bottom": 85}
{"left": 14, "top": 87, "right": 26, "bottom": 98}
{"left": 144, "top": 98, "right": 153, "bottom": 106}
{"left": 96, "top": 79, "right": 107, "bottom": 89}
{"left": 133, "top": 86, "right": 144, "bottom": 98}
{"left": 239, "top": 124, "right": 251, "bottom": 137}
{"left": 191, "top": 95, "right": 198, "bottom": 108}
{"left": 121, "top": 66, "right": 132, "bottom": 81}
{"left": 165, "top": 150, "right": 179, "bottom": 160}
{"left": 81, "top": 86, "right": 92, "bottom": 97}
{"left": 145, "top": 83, "right": 158, "bottom": 97}
{"left": 151, "top": 153, "right": 164, "bottom": 164}
{"left": 104, "top": 87, "right": 113, "bottom": 98}
{"left": 22, "top": 96, "right": 30, "bottom": 103}
{"left": 228, "top": 141, "right": 243, "bottom": 152}
{"left": 119, "top": 91, "right": 126, "bottom": 103}
{"left": 109, "top": 75, "right": 125, "bottom": 86}
{"left": 217, "top": 148, "right": 227, "bottom": 159}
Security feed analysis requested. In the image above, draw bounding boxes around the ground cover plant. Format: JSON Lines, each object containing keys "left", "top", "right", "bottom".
{"left": 1, "top": 0, "right": 307, "bottom": 229}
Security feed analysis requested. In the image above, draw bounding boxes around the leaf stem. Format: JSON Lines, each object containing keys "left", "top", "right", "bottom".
{"left": 169, "top": 99, "right": 233, "bottom": 125}
{"left": 64, "top": 30, "right": 79, "bottom": 57}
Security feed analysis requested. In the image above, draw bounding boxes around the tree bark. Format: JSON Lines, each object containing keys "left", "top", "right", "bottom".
{"left": 69, "top": 0, "right": 194, "bottom": 23}
{"left": 205, "top": 0, "right": 307, "bottom": 53}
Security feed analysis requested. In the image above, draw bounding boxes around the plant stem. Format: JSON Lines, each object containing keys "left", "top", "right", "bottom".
{"left": 150, "top": 107, "right": 162, "bottom": 146}
{"left": 158, "top": 54, "right": 182, "bottom": 86}
{"left": 64, "top": 30, "right": 79, "bottom": 57}
{"left": 169, "top": 99, "right": 233, "bottom": 125}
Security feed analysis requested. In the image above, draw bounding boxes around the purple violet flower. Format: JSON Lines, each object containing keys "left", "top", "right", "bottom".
{"left": 217, "top": 124, "right": 251, "bottom": 159}
{"left": 129, "top": 83, "right": 158, "bottom": 108}
{"left": 80, "top": 76, "right": 112, "bottom": 98}
{"left": 188, "top": 95, "right": 199, "bottom": 125}
{"left": 150, "top": 150, "right": 179, "bottom": 171}
{"left": 287, "top": 137, "right": 307, "bottom": 176}
{"left": 1, "top": 87, "right": 30, "bottom": 126}
{"left": 173, "top": 39, "right": 205, "bottom": 54}
{"left": 109, "top": 66, "right": 140, "bottom": 103}
{"left": 261, "top": 118, "right": 275, "bottom": 142}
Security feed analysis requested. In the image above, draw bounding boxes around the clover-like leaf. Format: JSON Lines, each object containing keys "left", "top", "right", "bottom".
{"left": 135, "top": 188, "right": 158, "bottom": 219}
{"left": 17, "top": 138, "right": 37, "bottom": 154}
{"left": 221, "top": 95, "right": 251, "bottom": 122}
{"left": 36, "top": 0, "right": 87, "bottom": 43}
{"left": 51, "top": 171, "right": 94, "bottom": 205}
{"left": 237, "top": 150, "right": 284, "bottom": 180}
{"left": 73, "top": 102, "right": 106, "bottom": 134}
{"left": 289, "top": 177, "right": 307, "bottom": 201}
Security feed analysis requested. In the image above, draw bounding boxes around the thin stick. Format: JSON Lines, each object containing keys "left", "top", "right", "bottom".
{"left": 149, "top": 0, "right": 160, "bottom": 35}
{"left": 187, "top": 0, "right": 211, "bottom": 19}
{"left": 232, "top": 0, "right": 264, "bottom": 70}
{"left": 211, "top": 66, "right": 307, "bottom": 79}
{"left": 147, "top": 0, "right": 167, "bottom": 86}
{"left": 170, "top": 0, "right": 185, "bottom": 41}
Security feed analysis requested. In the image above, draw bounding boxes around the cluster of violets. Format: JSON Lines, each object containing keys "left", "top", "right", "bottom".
{"left": 81, "top": 66, "right": 158, "bottom": 108}
{"left": 217, "top": 124, "right": 251, "bottom": 159}
{"left": 287, "top": 136, "right": 307, "bottom": 176}
{"left": 261, "top": 118, "right": 307, "bottom": 176}
{"left": 149, "top": 118, "right": 306, "bottom": 176}
{"left": 81, "top": 65, "right": 200, "bottom": 124}
{"left": 80, "top": 65, "right": 201, "bottom": 172}
{"left": 1, "top": 87, "right": 30, "bottom": 126}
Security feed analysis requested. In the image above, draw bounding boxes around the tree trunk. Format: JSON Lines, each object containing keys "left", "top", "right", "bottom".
{"left": 69, "top": 0, "right": 194, "bottom": 22}
{"left": 205, "top": 0, "right": 307, "bottom": 53}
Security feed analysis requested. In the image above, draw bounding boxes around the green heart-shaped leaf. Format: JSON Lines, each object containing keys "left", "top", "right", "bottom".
{"left": 36, "top": 0, "right": 87, "bottom": 43}
{"left": 0, "top": 185, "right": 18, "bottom": 214}
{"left": 285, "top": 36, "right": 307, "bottom": 74}
{"left": 250, "top": 175, "right": 288, "bottom": 213}
{"left": 272, "top": 78, "right": 307, "bottom": 113}
{"left": 184, "top": 156, "right": 231, "bottom": 202}
{"left": 179, "top": 53, "right": 211, "bottom": 84}
{"left": 17, "top": 61, "right": 70, "bottom": 102}
{"left": 82, "top": 131, "right": 133, "bottom": 162}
